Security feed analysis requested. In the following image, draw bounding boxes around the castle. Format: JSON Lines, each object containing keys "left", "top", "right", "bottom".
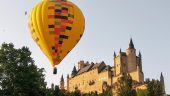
{"left": 59, "top": 39, "right": 166, "bottom": 95}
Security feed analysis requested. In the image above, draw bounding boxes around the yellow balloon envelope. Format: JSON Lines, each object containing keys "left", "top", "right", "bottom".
{"left": 29, "top": 0, "right": 85, "bottom": 68}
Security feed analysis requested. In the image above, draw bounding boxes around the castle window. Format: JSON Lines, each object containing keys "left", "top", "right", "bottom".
{"left": 89, "top": 80, "right": 95, "bottom": 86}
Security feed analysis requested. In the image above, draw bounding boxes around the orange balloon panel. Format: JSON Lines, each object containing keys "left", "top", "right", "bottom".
{"left": 29, "top": 0, "right": 85, "bottom": 67}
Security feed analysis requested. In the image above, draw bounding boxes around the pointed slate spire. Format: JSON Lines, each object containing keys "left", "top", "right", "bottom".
{"left": 71, "top": 66, "right": 77, "bottom": 76}
{"left": 138, "top": 51, "right": 142, "bottom": 58}
{"left": 119, "top": 48, "right": 122, "bottom": 53}
{"left": 160, "top": 72, "right": 166, "bottom": 94}
{"left": 61, "top": 74, "right": 64, "bottom": 82}
{"left": 160, "top": 72, "right": 164, "bottom": 79}
{"left": 119, "top": 48, "right": 122, "bottom": 57}
{"left": 129, "top": 38, "right": 135, "bottom": 49}
{"left": 160, "top": 72, "right": 164, "bottom": 85}
{"left": 138, "top": 51, "right": 142, "bottom": 66}
{"left": 114, "top": 51, "right": 116, "bottom": 57}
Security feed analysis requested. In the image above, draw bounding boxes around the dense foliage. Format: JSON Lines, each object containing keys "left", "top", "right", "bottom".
{"left": 0, "top": 43, "right": 46, "bottom": 96}
{"left": 117, "top": 74, "right": 164, "bottom": 96}
{"left": 136, "top": 89, "right": 147, "bottom": 96}
{"left": 117, "top": 74, "right": 137, "bottom": 96}
{"left": 145, "top": 79, "right": 163, "bottom": 96}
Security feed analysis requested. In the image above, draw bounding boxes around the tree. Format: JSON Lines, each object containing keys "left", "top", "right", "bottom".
{"left": 117, "top": 74, "right": 137, "bottom": 96}
{"left": 82, "top": 91, "right": 98, "bottom": 96}
{"left": 70, "top": 88, "right": 81, "bottom": 96}
{"left": 102, "top": 87, "right": 112, "bottom": 96}
{"left": 136, "top": 89, "right": 147, "bottom": 96}
{"left": 0, "top": 43, "right": 47, "bottom": 96}
{"left": 53, "top": 85, "right": 67, "bottom": 96}
{"left": 145, "top": 79, "right": 163, "bottom": 96}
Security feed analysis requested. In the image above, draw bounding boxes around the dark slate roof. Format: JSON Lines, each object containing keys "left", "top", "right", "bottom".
{"left": 101, "top": 65, "right": 111, "bottom": 72}
{"left": 75, "top": 62, "right": 107, "bottom": 76}
{"left": 91, "top": 63, "right": 101, "bottom": 69}
{"left": 77, "top": 63, "right": 94, "bottom": 75}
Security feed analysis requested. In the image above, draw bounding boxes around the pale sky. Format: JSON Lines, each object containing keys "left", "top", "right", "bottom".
{"left": 0, "top": 0, "right": 169, "bottom": 94}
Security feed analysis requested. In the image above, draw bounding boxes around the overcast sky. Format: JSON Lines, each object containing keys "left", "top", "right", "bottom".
{"left": 0, "top": 0, "right": 169, "bottom": 94}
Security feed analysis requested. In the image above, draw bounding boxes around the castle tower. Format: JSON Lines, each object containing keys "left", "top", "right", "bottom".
{"left": 114, "top": 49, "right": 122, "bottom": 76}
{"left": 114, "top": 49, "right": 127, "bottom": 76}
{"left": 60, "top": 74, "right": 65, "bottom": 90}
{"left": 138, "top": 51, "right": 142, "bottom": 71}
{"left": 126, "top": 38, "right": 137, "bottom": 72}
{"left": 160, "top": 72, "right": 166, "bottom": 96}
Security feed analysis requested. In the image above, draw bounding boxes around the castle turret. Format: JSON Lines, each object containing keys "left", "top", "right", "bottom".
{"left": 67, "top": 74, "right": 69, "bottom": 91}
{"left": 119, "top": 48, "right": 122, "bottom": 55}
{"left": 138, "top": 51, "right": 143, "bottom": 71}
{"left": 119, "top": 48, "right": 123, "bottom": 74}
{"left": 60, "top": 74, "right": 65, "bottom": 90}
{"left": 51, "top": 83, "right": 54, "bottom": 91}
{"left": 160, "top": 72, "right": 166, "bottom": 96}
{"left": 126, "top": 38, "right": 137, "bottom": 72}
{"left": 114, "top": 49, "right": 122, "bottom": 76}
{"left": 135, "top": 51, "right": 144, "bottom": 83}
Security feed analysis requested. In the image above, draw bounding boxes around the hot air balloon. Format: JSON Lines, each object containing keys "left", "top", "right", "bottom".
{"left": 28, "top": 0, "right": 85, "bottom": 74}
